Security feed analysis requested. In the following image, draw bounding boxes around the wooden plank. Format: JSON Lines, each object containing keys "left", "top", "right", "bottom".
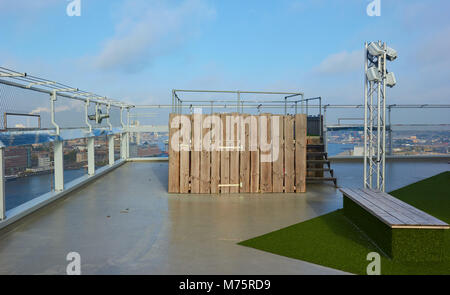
{"left": 272, "top": 115, "right": 284, "bottom": 193}
{"left": 250, "top": 115, "right": 260, "bottom": 193}
{"left": 295, "top": 114, "right": 307, "bottom": 193}
{"left": 229, "top": 113, "right": 240, "bottom": 193}
{"left": 240, "top": 114, "right": 251, "bottom": 193}
{"left": 190, "top": 113, "right": 201, "bottom": 194}
{"left": 284, "top": 116, "right": 295, "bottom": 193}
{"left": 220, "top": 113, "right": 230, "bottom": 194}
{"left": 363, "top": 189, "right": 449, "bottom": 226}
{"left": 200, "top": 114, "right": 210, "bottom": 194}
{"left": 168, "top": 113, "right": 180, "bottom": 193}
{"left": 210, "top": 113, "right": 221, "bottom": 194}
{"left": 366, "top": 189, "right": 449, "bottom": 225}
{"left": 341, "top": 188, "right": 404, "bottom": 226}
{"left": 354, "top": 189, "right": 418, "bottom": 225}
{"left": 260, "top": 113, "right": 272, "bottom": 193}
{"left": 179, "top": 114, "right": 191, "bottom": 193}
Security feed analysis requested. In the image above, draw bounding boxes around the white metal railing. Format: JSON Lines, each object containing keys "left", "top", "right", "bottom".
{"left": 0, "top": 67, "right": 133, "bottom": 223}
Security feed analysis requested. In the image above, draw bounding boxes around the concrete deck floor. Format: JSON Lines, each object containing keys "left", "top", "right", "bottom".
{"left": 0, "top": 159, "right": 448, "bottom": 275}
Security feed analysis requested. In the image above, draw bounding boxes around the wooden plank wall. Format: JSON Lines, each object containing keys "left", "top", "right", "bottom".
{"left": 200, "top": 114, "right": 211, "bottom": 194}
{"left": 284, "top": 116, "right": 295, "bottom": 193}
{"left": 220, "top": 114, "right": 230, "bottom": 194}
{"left": 168, "top": 113, "right": 180, "bottom": 193}
{"left": 295, "top": 114, "right": 307, "bottom": 193}
{"left": 250, "top": 114, "right": 259, "bottom": 193}
{"left": 168, "top": 113, "right": 307, "bottom": 194}
{"left": 272, "top": 115, "right": 284, "bottom": 193}
{"left": 239, "top": 114, "right": 250, "bottom": 193}
{"left": 210, "top": 114, "right": 221, "bottom": 194}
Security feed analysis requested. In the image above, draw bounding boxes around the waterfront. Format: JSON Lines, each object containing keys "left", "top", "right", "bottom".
{"left": 5, "top": 168, "right": 86, "bottom": 211}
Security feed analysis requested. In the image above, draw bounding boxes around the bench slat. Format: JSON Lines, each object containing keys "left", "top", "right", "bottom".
{"left": 364, "top": 189, "right": 449, "bottom": 226}
{"left": 362, "top": 189, "right": 443, "bottom": 226}
{"left": 356, "top": 189, "right": 426, "bottom": 225}
{"left": 346, "top": 188, "right": 411, "bottom": 226}
{"left": 341, "top": 188, "right": 404, "bottom": 226}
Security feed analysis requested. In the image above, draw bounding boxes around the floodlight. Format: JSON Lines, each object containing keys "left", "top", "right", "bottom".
{"left": 367, "top": 42, "right": 384, "bottom": 56}
{"left": 367, "top": 66, "right": 381, "bottom": 82}
{"left": 88, "top": 109, "right": 110, "bottom": 124}
{"left": 386, "top": 72, "right": 396, "bottom": 87}
{"left": 386, "top": 47, "right": 398, "bottom": 61}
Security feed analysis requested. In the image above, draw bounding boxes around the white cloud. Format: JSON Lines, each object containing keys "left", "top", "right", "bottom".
{"left": 313, "top": 50, "right": 363, "bottom": 75}
{"left": 93, "top": 0, "right": 215, "bottom": 73}
{"left": 30, "top": 105, "right": 71, "bottom": 115}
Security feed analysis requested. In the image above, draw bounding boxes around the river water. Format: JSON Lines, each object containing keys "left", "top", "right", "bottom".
{"left": 5, "top": 169, "right": 86, "bottom": 211}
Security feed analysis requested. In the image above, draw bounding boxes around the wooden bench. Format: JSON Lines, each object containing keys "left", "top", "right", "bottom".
{"left": 340, "top": 188, "right": 449, "bottom": 262}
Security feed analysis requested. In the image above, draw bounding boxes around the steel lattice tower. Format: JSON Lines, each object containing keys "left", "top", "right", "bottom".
{"left": 364, "top": 41, "right": 388, "bottom": 192}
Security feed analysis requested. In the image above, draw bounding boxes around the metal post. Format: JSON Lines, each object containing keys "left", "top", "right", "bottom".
{"left": 237, "top": 91, "right": 241, "bottom": 113}
{"left": 54, "top": 140, "right": 64, "bottom": 191}
{"left": 284, "top": 97, "right": 287, "bottom": 116}
{"left": 108, "top": 135, "right": 115, "bottom": 166}
{"left": 319, "top": 97, "right": 322, "bottom": 137}
{"left": 0, "top": 147, "right": 5, "bottom": 220}
{"left": 121, "top": 132, "right": 128, "bottom": 160}
{"left": 50, "top": 90, "right": 60, "bottom": 135}
{"left": 363, "top": 42, "right": 369, "bottom": 189}
{"left": 376, "top": 41, "right": 382, "bottom": 190}
{"left": 126, "top": 108, "right": 130, "bottom": 158}
{"left": 87, "top": 137, "right": 95, "bottom": 176}
{"left": 381, "top": 43, "right": 387, "bottom": 192}
{"left": 323, "top": 105, "right": 328, "bottom": 153}
{"left": 388, "top": 106, "right": 392, "bottom": 155}
{"left": 172, "top": 90, "right": 175, "bottom": 113}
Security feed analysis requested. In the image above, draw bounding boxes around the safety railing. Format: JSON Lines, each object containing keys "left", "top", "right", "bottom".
{"left": 0, "top": 67, "right": 133, "bottom": 223}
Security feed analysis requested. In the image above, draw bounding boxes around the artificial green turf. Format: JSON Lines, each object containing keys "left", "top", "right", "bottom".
{"left": 238, "top": 171, "right": 450, "bottom": 274}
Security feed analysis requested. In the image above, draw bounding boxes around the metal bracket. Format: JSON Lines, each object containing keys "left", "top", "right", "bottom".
{"left": 106, "top": 103, "right": 113, "bottom": 130}
{"left": 50, "top": 90, "right": 60, "bottom": 135}
{"left": 0, "top": 72, "right": 26, "bottom": 78}
{"left": 85, "top": 98, "right": 93, "bottom": 133}
{"left": 26, "top": 81, "right": 56, "bottom": 88}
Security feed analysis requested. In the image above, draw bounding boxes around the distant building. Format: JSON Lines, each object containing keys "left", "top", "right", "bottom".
{"left": 5, "top": 146, "right": 29, "bottom": 175}
{"left": 76, "top": 152, "right": 87, "bottom": 163}
{"left": 352, "top": 146, "right": 364, "bottom": 156}
{"left": 137, "top": 144, "right": 161, "bottom": 157}
{"left": 38, "top": 154, "right": 51, "bottom": 168}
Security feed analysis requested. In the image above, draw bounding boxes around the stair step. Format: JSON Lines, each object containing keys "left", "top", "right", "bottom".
{"left": 307, "top": 160, "right": 330, "bottom": 163}
{"left": 307, "top": 168, "right": 332, "bottom": 172}
{"left": 306, "top": 177, "right": 337, "bottom": 181}
{"left": 307, "top": 152, "right": 327, "bottom": 156}
{"left": 307, "top": 144, "right": 324, "bottom": 149}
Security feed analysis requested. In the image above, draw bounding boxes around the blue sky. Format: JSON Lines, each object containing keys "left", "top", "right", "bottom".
{"left": 1, "top": 0, "right": 449, "bottom": 123}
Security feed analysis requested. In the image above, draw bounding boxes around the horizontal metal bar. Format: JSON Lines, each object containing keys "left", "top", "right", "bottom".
{"left": 0, "top": 78, "right": 128, "bottom": 107}
{"left": 173, "top": 89, "right": 304, "bottom": 95}
{"left": 178, "top": 100, "right": 301, "bottom": 104}
{"left": 134, "top": 104, "right": 450, "bottom": 109}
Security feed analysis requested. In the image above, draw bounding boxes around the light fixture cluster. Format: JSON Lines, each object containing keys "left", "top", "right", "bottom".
{"left": 366, "top": 42, "right": 397, "bottom": 88}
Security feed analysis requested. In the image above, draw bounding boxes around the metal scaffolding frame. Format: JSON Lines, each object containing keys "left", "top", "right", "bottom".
{"left": 171, "top": 89, "right": 305, "bottom": 115}
{"left": 364, "top": 41, "right": 391, "bottom": 192}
